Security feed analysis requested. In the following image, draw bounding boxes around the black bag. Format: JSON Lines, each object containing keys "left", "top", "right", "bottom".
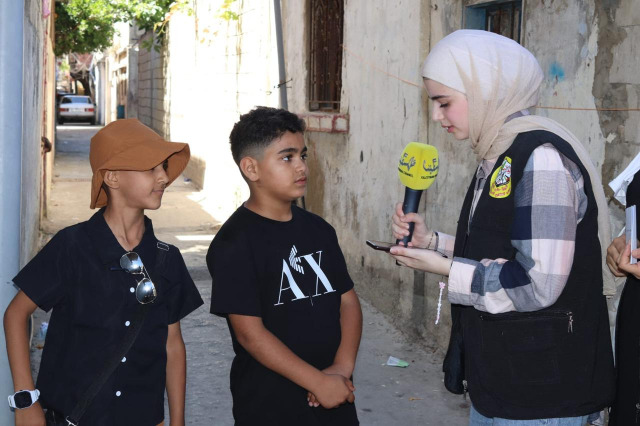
{"left": 443, "top": 303, "right": 466, "bottom": 395}
{"left": 45, "top": 409, "right": 70, "bottom": 426}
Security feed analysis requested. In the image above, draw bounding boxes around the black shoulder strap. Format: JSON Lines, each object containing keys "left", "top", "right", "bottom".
{"left": 65, "top": 245, "right": 169, "bottom": 425}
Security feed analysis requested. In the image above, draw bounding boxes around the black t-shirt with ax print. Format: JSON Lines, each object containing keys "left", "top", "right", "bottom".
{"left": 208, "top": 205, "right": 358, "bottom": 426}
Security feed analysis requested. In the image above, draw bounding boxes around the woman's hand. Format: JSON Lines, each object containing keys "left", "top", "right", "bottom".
{"left": 391, "top": 202, "right": 432, "bottom": 248}
{"left": 618, "top": 243, "right": 640, "bottom": 280}
{"left": 606, "top": 235, "right": 627, "bottom": 277}
{"left": 390, "top": 246, "right": 452, "bottom": 276}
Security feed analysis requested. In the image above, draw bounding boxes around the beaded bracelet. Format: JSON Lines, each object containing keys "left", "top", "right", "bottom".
{"left": 426, "top": 231, "right": 435, "bottom": 250}
{"left": 436, "top": 281, "right": 446, "bottom": 325}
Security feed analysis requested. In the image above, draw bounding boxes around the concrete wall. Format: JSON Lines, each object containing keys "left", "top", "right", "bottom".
{"left": 122, "top": 0, "right": 640, "bottom": 353}
{"left": 136, "top": 31, "right": 171, "bottom": 137}
{"left": 21, "top": 0, "right": 51, "bottom": 264}
{"left": 41, "top": 13, "right": 55, "bottom": 223}
{"left": 161, "top": 0, "right": 281, "bottom": 220}
{"left": 589, "top": 1, "right": 640, "bottom": 228}
{"left": 424, "top": 0, "right": 640, "bottom": 237}
{"left": 94, "top": 56, "right": 107, "bottom": 125}
{"left": 523, "top": 1, "right": 619, "bottom": 225}
{"left": 137, "top": 33, "right": 153, "bottom": 127}
{"left": 283, "top": 0, "right": 640, "bottom": 353}
{"left": 150, "top": 0, "right": 444, "bottom": 348}
{"left": 105, "top": 1, "right": 271, "bottom": 220}
{"left": 386, "top": 0, "right": 640, "bottom": 351}
{"left": 282, "top": 0, "right": 440, "bottom": 345}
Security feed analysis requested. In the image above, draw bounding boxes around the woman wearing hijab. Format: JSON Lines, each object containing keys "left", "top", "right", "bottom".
{"left": 606, "top": 160, "right": 640, "bottom": 425}
{"left": 390, "top": 30, "right": 615, "bottom": 425}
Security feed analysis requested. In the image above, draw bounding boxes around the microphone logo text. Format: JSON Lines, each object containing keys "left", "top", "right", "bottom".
{"left": 422, "top": 158, "right": 439, "bottom": 179}
{"left": 398, "top": 153, "right": 417, "bottom": 171}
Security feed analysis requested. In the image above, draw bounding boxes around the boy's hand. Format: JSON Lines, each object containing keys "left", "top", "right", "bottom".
{"left": 322, "top": 363, "right": 353, "bottom": 379}
{"left": 5, "top": 291, "right": 42, "bottom": 426}
{"left": 307, "top": 363, "right": 355, "bottom": 407}
{"left": 308, "top": 374, "right": 355, "bottom": 409}
{"left": 392, "top": 202, "right": 431, "bottom": 248}
{"left": 607, "top": 235, "right": 627, "bottom": 277}
{"left": 15, "top": 402, "right": 46, "bottom": 426}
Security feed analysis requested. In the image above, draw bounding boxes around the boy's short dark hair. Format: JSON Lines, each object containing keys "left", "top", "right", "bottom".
{"left": 229, "top": 106, "right": 306, "bottom": 165}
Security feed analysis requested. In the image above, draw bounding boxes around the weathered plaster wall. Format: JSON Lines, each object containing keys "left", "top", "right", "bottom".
{"left": 124, "top": 0, "right": 640, "bottom": 355}
{"left": 409, "top": 0, "right": 640, "bottom": 351}
{"left": 449, "top": 0, "right": 639, "bottom": 236}
{"left": 137, "top": 32, "right": 154, "bottom": 127}
{"left": 21, "top": 0, "right": 47, "bottom": 264}
{"left": 282, "top": 0, "right": 438, "bottom": 345}
{"left": 522, "top": 0, "right": 640, "bottom": 256}
{"left": 106, "top": 23, "right": 131, "bottom": 125}
{"left": 162, "top": 0, "right": 281, "bottom": 220}
{"left": 41, "top": 14, "right": 55, "bottom": 223}
{"left": 280, "top": 0, "right": 308, "bottom": 115}
{"left": 420, "top": 0, "right": 477, "bottom": 351}
{"left": 285, "top": 0, "right": 640, "bottom": 354}
{"left": 593, "top": 0, "right": 640, "bottom": 229}
{"left": 338, "top": 0, "right": 434, "bottom": 340}
{"left": 154, "top": 0, "right": 442, "bottom": 349}
{"left": 136, "top": 31, "right": 171, "bottom": 138}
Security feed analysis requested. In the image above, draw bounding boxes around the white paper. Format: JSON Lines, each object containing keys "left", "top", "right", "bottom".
{"left": 626, "top": 205, "right": 637, "bottom": 265}
{"left": 609, "top": 152, "right": 640, "bottom": 206}
{"left": 385, "top": 356, "right": 409, "bottom": 368}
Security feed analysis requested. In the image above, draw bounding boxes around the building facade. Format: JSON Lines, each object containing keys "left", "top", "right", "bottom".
{"left": 111, "top": 0, "right": 640, "bottom": 351}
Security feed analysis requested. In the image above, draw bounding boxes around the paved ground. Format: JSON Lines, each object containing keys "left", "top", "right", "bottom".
{"left": 29, "top": 124, "right": 470, "bottom": 425}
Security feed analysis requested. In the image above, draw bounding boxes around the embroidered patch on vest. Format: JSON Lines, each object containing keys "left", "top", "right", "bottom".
{"left": 489, "top": 156, "right": 512, "bottom": 199}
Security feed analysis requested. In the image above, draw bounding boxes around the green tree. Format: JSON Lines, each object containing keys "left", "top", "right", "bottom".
{"left": 54, "top": 0, "right": 177, "bottom": 57}
{"left": 55, "top": 0, "right": 183, "bottom": 97}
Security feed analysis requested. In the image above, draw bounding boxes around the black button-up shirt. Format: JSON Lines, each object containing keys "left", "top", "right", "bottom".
{"left": 14, "top": 209, "right": 203, "bottom": 426}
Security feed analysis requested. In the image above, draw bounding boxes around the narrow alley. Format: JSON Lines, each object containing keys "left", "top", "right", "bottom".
{"left": 29, "top": 125, "right": 469, "bottom": 425}
{"left": 4, "top": 1, "right": 640, "bottom": 425}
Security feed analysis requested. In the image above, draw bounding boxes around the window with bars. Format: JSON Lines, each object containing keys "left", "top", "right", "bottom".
{"left": 465, "top": 1, "right": 522, "bottom": 43}
{"left": 308, "top": 0, "right": 344, "bottom": 112}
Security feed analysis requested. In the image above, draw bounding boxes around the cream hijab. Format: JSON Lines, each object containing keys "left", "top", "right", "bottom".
{"left": 422, "top": 30, "right": 615, "bottom": 296}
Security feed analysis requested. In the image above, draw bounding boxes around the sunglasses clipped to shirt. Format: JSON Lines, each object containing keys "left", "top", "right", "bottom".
{"left": 112, "top": 252, "right": 157, "bottom": 304}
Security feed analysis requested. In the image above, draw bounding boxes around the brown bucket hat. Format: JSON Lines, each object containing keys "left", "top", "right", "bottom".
{"left": 89, "top": 119, "right": 190, "bottom": 209}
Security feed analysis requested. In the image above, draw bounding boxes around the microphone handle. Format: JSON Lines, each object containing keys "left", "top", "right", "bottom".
{"left": 396, "top": 187, "right": 423, "bottom": 246}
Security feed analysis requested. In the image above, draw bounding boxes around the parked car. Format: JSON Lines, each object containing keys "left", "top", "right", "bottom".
{"left": 58, "top": 95, "right": 96, "bottom": 125}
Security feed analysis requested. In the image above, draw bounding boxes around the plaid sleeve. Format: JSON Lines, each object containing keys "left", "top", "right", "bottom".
{"left": 436, "top": 232, "right": 455, "bottom": 258}
{"left": 448, "top": 144, "right": 586, "bottom": 313}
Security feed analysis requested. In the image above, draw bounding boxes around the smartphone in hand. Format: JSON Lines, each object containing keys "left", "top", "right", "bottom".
{"left": 366, "top": 240, "right": 399, "bottom": 252}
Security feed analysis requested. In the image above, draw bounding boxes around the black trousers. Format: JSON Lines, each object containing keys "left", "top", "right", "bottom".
{"left": 610, "top": 275, "right": 640, "bottom": 425}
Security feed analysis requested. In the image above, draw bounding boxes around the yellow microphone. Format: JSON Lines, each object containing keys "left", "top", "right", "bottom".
{"left": 396, "top": 142, "right": 439, "bottom": 245}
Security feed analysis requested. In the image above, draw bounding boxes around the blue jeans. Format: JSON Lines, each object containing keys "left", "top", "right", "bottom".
{"left": 470, "top": 406, "right": 588, "bottom": 426}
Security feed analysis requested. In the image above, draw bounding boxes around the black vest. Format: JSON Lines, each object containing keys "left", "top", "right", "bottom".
{"left": 451, "top": 130, "right": 615, "bottom": 419}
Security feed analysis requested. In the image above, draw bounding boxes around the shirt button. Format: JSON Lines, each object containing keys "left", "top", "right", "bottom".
{"left": 121, "top": 357, "right": 126, "bottom": 363}
{"left": 125, "top": 321, "right": 130, "bottom": 327}
{"left": 129, "top": 287, "right": 135, "bottom": 293}
{"left": 116, "top": 391, "right": 121, "bottom": 397}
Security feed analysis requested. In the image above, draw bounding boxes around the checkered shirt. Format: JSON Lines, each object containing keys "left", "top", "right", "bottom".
{"left": 437, "top": 143, "right": 587, "bottom": 313}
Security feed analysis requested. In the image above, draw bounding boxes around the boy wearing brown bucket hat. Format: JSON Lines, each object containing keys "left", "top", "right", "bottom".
{"left": 4, "top": 119, "right": 203, "bottom": 426}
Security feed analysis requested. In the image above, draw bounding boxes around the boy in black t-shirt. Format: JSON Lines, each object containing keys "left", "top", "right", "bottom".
{"left": 4, "top": 119, "right": 203, "bottom": 426}
{"left": 207, "top": 106, "right": 362, "bottom": 426}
